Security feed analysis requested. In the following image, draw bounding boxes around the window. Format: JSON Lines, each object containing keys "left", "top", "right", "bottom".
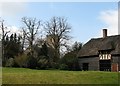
{"left": 99, "top": 51, "right": 111, "bottom": 60}
{"left": 99, "top": 54, "right": 111, "bottom": 60}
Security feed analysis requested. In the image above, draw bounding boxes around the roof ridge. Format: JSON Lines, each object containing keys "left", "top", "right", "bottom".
{"left": 91, "top": 35, "right": 120, "bottom": 40}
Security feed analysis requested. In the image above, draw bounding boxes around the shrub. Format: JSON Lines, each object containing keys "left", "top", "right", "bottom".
{"left": 5, "top": 58, "right": 14, "bottom": 67}
{"left": 59, "top": 64, "right": 68, "bottom": 70}
{"left": 60, "top": 51, "right": 81, "bottom": 71}
{"left": 50, "top": 62, "right": 59, "bottom": 69}
{"left": 37, "top": 56, "right": 50, "bottom": 69}
{"left": 14, "top": 53, "right": 29, "bottom": 67}
{"left": 27, "top": 55, "right": 37, "bottom": 69}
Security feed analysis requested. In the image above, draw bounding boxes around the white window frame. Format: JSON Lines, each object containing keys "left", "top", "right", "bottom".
{"left": 99, "top": 54, "right": 111, "bottom": 60}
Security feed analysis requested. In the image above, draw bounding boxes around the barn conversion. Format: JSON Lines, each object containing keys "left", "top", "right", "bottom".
{"left": 77, "top": 29, "right": 120, "bottom": 72}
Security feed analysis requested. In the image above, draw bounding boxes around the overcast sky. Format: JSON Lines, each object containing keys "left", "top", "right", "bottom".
{"left": 0, "top": 1, "right": 118, "bottom": 44}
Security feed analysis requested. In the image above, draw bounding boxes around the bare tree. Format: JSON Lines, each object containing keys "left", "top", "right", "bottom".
{"left": 0, "top": 19, "right": 10, "bottom": 65}
{"left": 19, "top": 28, "right": 26, "bottom": 51}
{"left": 22, "top": 17, "right": 41, "bottom": 56}
{"left": 44, "top": 17, "right": 71, "bottom": 62}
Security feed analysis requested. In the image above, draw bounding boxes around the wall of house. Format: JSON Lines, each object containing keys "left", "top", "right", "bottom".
{"left": 118, "top": 56, "right": 120, "bottom": 71}
{"left": 79, "top": 57, "right": 99, "bottom": 71}
{"left": 79, "top": 55, "right": 120, "bottom": 71}
{"left": 112, "top": 56, "right": 119, "bottom": 63}
{"left": 0, "top": 41, "right": 2, "bottom": 67}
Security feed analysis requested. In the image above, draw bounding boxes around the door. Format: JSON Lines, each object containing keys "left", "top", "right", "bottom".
{"left": 99, "top": 60, "right": 111, "bottom": 71}
{"left": 111, "top": 63, "right": 118, "bottom": 72}
{"left": 83, "top": 63, "right": 89, "bottom": 71}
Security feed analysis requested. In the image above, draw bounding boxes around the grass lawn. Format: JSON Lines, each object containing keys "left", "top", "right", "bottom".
{"left": 0, "top": 67, "right": 2, "bottom": 85}
{"left": 2, "top": 67, "right": 119, "bottom": 84}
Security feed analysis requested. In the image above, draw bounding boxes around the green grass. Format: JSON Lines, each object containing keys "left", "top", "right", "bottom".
{"left": 2, "top": 67, "right": 119, "bottom": 84}
{"left": 0, "top": 67, "right": 2, "bottom": 85}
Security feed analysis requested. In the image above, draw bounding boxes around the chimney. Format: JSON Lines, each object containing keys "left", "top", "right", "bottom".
{"left": 103, "top": 29, "right": 107, "bottom": 38}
